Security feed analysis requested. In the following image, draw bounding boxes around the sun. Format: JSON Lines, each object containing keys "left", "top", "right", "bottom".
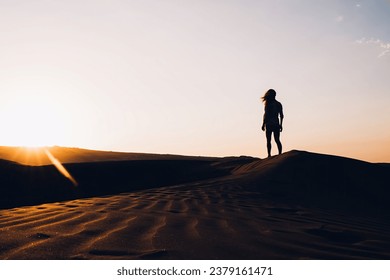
{"left": 0, "top": 92, "right": 68, "bottom": 147}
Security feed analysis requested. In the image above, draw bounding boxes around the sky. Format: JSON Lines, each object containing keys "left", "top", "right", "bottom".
{"left": 0, "top": 0, "right": 389, "bottom": 162}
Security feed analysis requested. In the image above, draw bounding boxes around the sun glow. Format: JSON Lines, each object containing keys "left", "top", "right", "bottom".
{"left": 0, "top": 91, "right": 69, "bottom": 147}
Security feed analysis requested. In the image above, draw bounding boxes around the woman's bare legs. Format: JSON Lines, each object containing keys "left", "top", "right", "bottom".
{"left": 266, "top": 127, "right": 282, "bottom": 157}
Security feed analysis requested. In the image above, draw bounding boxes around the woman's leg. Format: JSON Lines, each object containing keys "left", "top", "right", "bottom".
{"left": 266, "top": 129, "right": 272, "bottom": 157}
{"left": 274, "top": 129, "right": 282, "bottom": 155}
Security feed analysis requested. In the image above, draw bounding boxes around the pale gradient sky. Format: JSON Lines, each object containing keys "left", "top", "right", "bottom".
{"left": 0, "top": 0, "right": 389, "bottom": 162}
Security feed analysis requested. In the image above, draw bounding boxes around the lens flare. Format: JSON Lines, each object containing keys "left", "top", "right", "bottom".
{"left": 44, "top": 148, "right": 78, "bottom": 186}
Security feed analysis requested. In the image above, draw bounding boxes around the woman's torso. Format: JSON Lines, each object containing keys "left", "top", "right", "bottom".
{"left": 264, "top": 100, "right": 282, "bottom": 126}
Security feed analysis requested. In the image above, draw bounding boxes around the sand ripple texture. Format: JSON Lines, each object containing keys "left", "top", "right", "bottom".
{"left": 1, "top": 180, "right": 390, "bottom": 260}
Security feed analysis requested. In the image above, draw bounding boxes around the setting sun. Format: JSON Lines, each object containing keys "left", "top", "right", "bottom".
{"left": 0, "top": 91, "right": 68, "bottom": 147}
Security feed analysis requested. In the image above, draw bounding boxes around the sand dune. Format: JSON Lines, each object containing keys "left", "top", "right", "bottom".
{"left": 0, "top": 150, "right": 389, "bottom": 259}
{"left": 0, "top": 157, "right": 236, "bottom": 209}
{"left": 234, "top": 151, "right": 390, "bottom": 217}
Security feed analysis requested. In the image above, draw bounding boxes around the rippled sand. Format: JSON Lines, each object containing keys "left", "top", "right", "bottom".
{"left": 1, "top": 150, "right": 389, "bottom": 259}
{"left": 1, "top": 179, "right": 390, "bottom": 259}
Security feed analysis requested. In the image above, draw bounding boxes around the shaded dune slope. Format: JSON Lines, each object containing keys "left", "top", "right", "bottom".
{"left": 0, "top": 158, "right": 236, "bottom": 209}
{"left": 0, "top": 150, "right": 389, "bottom": 214}
{"left": 234, "top": 150, "right": 390, "bottom": 216}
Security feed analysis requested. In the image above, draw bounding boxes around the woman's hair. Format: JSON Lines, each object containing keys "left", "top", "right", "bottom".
{"left": 261, "top": 89, "right": 276, "bottom": 104}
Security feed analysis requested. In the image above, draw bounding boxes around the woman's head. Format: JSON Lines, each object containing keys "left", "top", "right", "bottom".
{"left": 262, "top": 89, "right": 276, "bottom": 103}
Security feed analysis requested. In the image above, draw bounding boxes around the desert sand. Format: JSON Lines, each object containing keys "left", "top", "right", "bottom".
{"left": 0, "top": 148, "right": 389, "bottom": 259}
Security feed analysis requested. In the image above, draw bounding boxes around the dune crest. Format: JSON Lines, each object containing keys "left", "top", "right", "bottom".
{"left": 0, "top": 146, "right": 217, "bottom": 166}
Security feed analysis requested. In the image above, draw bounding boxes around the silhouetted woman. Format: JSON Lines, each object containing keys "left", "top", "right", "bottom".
{"left": 261, "top": 89, "right": 284, "bottom": 157}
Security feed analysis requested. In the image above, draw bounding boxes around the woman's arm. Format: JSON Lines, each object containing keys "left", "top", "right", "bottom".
{"left": 262, "top": 113, "right": 266, "bottom": 131}
{"left": 279, "top": 103, "right": 284, "bottom": 131}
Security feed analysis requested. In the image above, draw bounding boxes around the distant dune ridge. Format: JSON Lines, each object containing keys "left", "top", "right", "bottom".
{"left": 0, "top": 146, "right": 216, "bottom": 166}
{"left": 0, "top": 147, "right": 389, "bottom": 259}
